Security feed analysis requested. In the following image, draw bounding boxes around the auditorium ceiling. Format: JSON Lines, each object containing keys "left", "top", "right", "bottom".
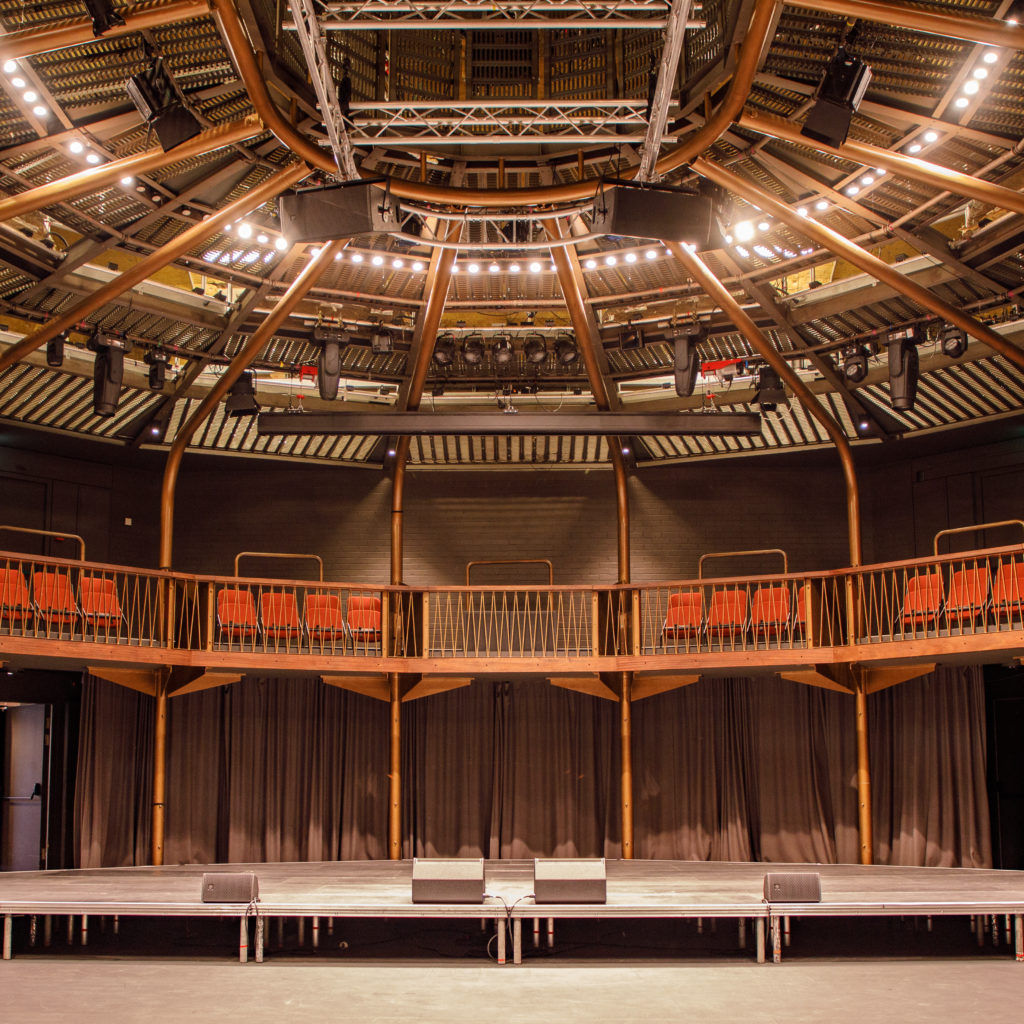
{"left": 1, "top": 0, "right": 1024, "bottom": 468}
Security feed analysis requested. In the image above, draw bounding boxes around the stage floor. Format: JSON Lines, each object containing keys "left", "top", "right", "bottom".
{"left": 2, "top": 859, "right": 1023, "bottom": 966}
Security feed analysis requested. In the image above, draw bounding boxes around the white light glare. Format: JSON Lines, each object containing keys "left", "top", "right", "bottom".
{"left": 734, "top": 220, "right": 755, "bottom": 242}
{"left": 983, "top": 50, "right": 999, "bottom": 64}
{"left": 3, "top": 60, "right": 16, "bottom": 74}
{"left": 237, "top": 223, "right": 253, "bottom": 239}
{"left": 625, "top": 251, "right": 637, "bottom": 263}
{"left": 529, "top": 261, "right": 541, "bottom": 273}
{"left": 645, "top": 249, "right": 657, "bottom": 260}
{"left": 372, "top": 254, "right": 384, "bottom": 266}
{"left": 275, "top": 236, "right": 287, "bottom": 251}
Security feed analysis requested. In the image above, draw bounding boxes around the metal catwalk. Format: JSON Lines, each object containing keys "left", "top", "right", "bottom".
{"left": 2, "top": 860, "right": 1022, "bottom": 965}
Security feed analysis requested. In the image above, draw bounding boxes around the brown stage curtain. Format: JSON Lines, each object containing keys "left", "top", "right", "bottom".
{"left": 74, "top": 668, "right": 990, "bottom": 868}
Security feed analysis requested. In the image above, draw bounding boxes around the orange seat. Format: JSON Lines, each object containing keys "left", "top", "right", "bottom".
{"left": 217, "top": 588, "right": 259, "bottom": 641}
{"left": 80, "top": 576, "right": 123, "bottom": 631}
{"left": 750, "top": 586, "right": 791, "bottom": 640}
{"left": 260, "top": 590, "right": 303, "bottom": 640}
{"left": 0, "top": 567, "right": 34, "bottom": 625}
{"left": 901, "top": 572, "right": 944, "bottom": 628}
{"left": 306, "top": 592, "right": 346, "bottom": 643}
{"left": 33, "top": 570, "right": 79, "bottom": 627}
{"left": 946, "top": 567, "right": 990, "bottom": 624}
{"left": 706, "top": 589, "right": 748, "bottom": 639}
{"left": 347, "top": 594, "right": 382, "bottom": 640}
{"left": 663, "top": 591, "right": 703, "bottom": 640}
{"left": 993, "top": 560, "right": 1024, "bottom": 621}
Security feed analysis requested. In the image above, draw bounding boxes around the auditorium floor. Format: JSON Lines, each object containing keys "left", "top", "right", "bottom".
{"left": 3, "top": 956, "right": 1021, "bottom": 1023}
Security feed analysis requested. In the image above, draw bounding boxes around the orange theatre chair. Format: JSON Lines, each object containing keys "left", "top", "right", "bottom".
{"left": 80, "top": 576, "right": 124, "bottom": 637}
{"left": 945, "top": 566, "right": 991, "bottom": 627}
{"left": 216, "top": 588, "right": 259, "bottom": 645}
{"left": 662, "top": 591, "right": 704, "bottom": 646}
{"left": 306, "top": 592, "right": 347, "bottom": 647}
{"left": 750, "top": 586, "right": 791, "bottom": 644}
{"left": 900, "top": 572, "right": 944, "bottom": 632}
{"left": 993, "top": 559, "right": 1024, "bottom": 623}
{"left": 347, "top": 594, "right": 382, "bottom": 645}
{"left": 260, "top": 590, "right": 304, "bottom": 644}
{"left": 707, "top": 589, "right": 748, "bottom": 645}
{"left": 32, "top": 570, "right": 79, "bottom": 633}
{"left": 0, "top": 567, "right": 34, "bottom": 630}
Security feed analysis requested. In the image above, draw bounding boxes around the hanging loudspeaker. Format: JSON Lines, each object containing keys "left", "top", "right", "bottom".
{"left": 318, "top": 340, "right": 342, "bottom": 400}
{"left": 279, "top": 181, "right": 401, "bottom": 244}
{"left": 888, "top": 338, "right": 919, "bottom": 411}
{"left": 673, "top": 327, "right": 701, "bottom": 397}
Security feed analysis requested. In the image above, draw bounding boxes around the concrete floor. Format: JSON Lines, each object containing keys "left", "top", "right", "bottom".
{"left": 3, "top": 957, "right": 1022, "bottom": 1023}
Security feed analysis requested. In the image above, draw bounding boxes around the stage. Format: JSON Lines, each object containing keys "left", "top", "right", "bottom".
{"left": 1, "top": 860, "right": 1022, "bottom": 966}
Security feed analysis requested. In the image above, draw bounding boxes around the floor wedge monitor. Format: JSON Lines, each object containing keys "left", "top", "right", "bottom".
{"left": 201, "top": 872, "right": 259, "bottom": 904}
{"left": 763, "top": 872, "right": 821, "bottom": 903}
{"left": 533, "top": 858, "right": 607, "bottom": 904}
{"left": 411, "top": 858, "right": 485, "bottom": 904}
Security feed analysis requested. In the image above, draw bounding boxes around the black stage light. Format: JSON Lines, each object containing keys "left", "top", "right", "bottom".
{"left": 125, "top": 58, "right": 202, "bottom": 152}
{"left": 941, "top": 325, "right": 968, "bottom": 359}
{"left": 843, "top": 346, "right": 869, "bottom": 382}
{"left": 491, "top": 336, "right": 514, "bottom": 366}
{"left": 672, "top": 324, "right": 703, "bottom": 398}
{"left": 462, "top": 334, "right": 485, "bottom": 365}
{"left": 554, "top": 334, "right": 579, "bottom": 366}
{"left": 371, "top": 329, "right": 393, "bottom": 355}
{"left": 523, "top": 334, "right": 548, "bottom": 365}
{"left": 433, "top": 334, "right": 456, "bottom": 366}
{"left": 887, "top": 327, "right": 920, "bottom": 412}
{"left": 753, "top": 366, "right": 787, "bottom": 411}
{"left": 46, "top": 333, "right": 65, "bottom": 368}
{"left": 620, "top": 324, "right": 643, "bottom": 350}
{"left": 145, "top": 349, "right": 168, "bottom": 390}
{"left": 800, "top": 49, "right": 872, "bottom": 148}
{"left": 225, "top": 371, "right": 259, "bottom": 416}
{"left": 85, "top": 0, "right": 125, "bottom": 37}
{"left": 89, "top": 331, "right": 129, "bottom": 417}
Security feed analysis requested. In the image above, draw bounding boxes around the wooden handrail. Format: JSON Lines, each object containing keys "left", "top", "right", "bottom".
{"left": 0, "top": 525, "right": 85, "bottom": 560}
{"left": 465, "top": 559, "right": 554, "bottom": 585}
{"left": 934, "top": 520, "right": 1024, "bottom": 556}
{"left": 698, "top": 548, "right": 788, "bottom": 579}
{"left": 233, "top": 551, "right": 325, "bottom": 581}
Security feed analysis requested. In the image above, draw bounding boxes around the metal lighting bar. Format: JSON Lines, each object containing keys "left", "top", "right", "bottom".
{"left": 257, "top": 411, "right": 762, "bottom": 436}
{"left": 288, "top": 0, "right": 359, "bottom": 180}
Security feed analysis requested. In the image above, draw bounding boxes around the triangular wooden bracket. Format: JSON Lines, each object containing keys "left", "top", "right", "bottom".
{"left": 87, "top": 666, "right": 164, "bottom": 697}
{"left": 168, "top": 668, "right": 242, "bottom": 698}
{"left": 402, "top": 675, "right": 473, "bottom": 702}
{"left": 779, "top": 665, "right": 855, "bottom": 695}
{"left": 549, "top": 674, "right": 619, "bottom": 701}
{"left": 321, "top": 673, "right": 390, "bottom": 701}
{"left": 631, "top": 672, "right": 701, "bottom": 700}
{"left": 858, "top": 662, "right": 935, "bottom": 695}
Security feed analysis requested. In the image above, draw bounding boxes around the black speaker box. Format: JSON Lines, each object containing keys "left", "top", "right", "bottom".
{"left": 888, "top": 339, "right": 919, "bottom": 411}
{"left": 591, "top": 184, "right": 720, "bottom": 249}
{"left": 763, "top": 872, "right": 821, "bottom": 903}
{"left": 92, "top": 345, "right": 124, "bottom": 417}
{"left": 201, "top": 871, "right": 259, "bottom": 903}
{"left": 411, "top": 858, "right": 485, "bottom": 904}
{"left": 533, "top": 858, "right": 607, "bottom": 904}
{"left": 279, "top": 181, "right": 401, "bottom": 244}
{"left": 673, "top": 329, "right": 700, "bottom": 397}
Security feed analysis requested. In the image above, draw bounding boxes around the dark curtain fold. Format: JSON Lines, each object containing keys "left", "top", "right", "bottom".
{"left": 75, "top": 668, "right": 990, "bottom": 869}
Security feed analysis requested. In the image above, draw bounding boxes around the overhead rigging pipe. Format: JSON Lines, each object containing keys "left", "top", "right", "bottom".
{"left": 211, "top": 0, "right": 778, "bottom": 207}
{"left": 694, "top": 157, "right": 1024, "bottom": 374}
{"left": 739, "top": 112, "right": 1024, "bottom": 220}
{"left": 0, "top": 116, "right": 264, "bottom": 225}
{"left": 547, "top": 218, "right": 635, "bottom": 858}
{"left": 0, "top": 161, "right": 307, "bottom": 375}
{"left": 387, "top": 220, "right": 461, "bottom": 861}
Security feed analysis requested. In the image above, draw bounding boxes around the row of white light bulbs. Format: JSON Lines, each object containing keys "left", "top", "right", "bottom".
{"left": 2, "top": 59, "right": 49, "bottom": 120}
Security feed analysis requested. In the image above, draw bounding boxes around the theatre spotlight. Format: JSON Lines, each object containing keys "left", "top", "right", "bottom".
{"left": 554, "top": 334, "right": 579, "bottom": 366}
{"left": 620, "top": 324, "right": 643, "bottom": 350}
{"left": 800, "top": 49, "right": 872, "bottom": 147}
{"left": 433, "top": 334, "right": 456, "bottom": 366}
{"left": 125, "top": 57, "right": 202, "bottom": 152}
{"left": 88, "top": 330, "right": 129, "bottom": 417}
{"left": 371, "top": 328, "right": 393, "bottom": 355}
{"left": 145, "top": 349, "right": 168, "bottom": 390}
{"left": 887, "top": 326, "right": 920, "bottom": 412}
{"left": 46, "top": 333, "right": 65, "bottom": 368}
{"left": 753, "top": 366, "right": 787, "bottom": 411}
{"left": 523, "top": 334, "right": 548, "bottom": 365}
{"left": 941, "top": 325, "right": 968, "bottom": 359}
{"left": 843, "top": 346, "right": 869, "bottom": 382}
{"left": 461, "top": 334, "right": 485, "bottom": 365}
{"left": 225, "top": 372, "right": 259, "bottom": 416}
{"left": 84, "top": 0, "right": 125, "bottom": 36}
{"left": 491, "top": 335, "right": 514, "bottom": 366}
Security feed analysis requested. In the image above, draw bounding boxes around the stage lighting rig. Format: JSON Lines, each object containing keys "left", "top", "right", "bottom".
{"left": 843, "top": 346, "right": 869, "bottom": 383}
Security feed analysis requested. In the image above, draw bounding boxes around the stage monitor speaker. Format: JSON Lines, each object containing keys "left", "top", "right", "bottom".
{"left": 533, "top": 858, "right": 607, "bottom": 904}
{"left": 591, "top": 183, "right": 720, "bottom": 250}
{"left": 279, "top": 181, "right": 401, "bottom": 244}
{"left": 763, "top": 872, "right": 821, "bottom": 903}
{"left": 411, "top": 858, "right": 485, "bottom": 904}
{"left": 201, "top": 871, "right": 259, "bottom": 903}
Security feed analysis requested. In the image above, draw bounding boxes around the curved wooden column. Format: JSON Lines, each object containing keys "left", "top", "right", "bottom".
{"left": 0, "top": 116, "right": 263, "bottom": 225}
{"left": 694, "top": 158, "right": 1024, "bottom": 374}
{"left": 0, "top": 161, "right": 307, "bottom": 374}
